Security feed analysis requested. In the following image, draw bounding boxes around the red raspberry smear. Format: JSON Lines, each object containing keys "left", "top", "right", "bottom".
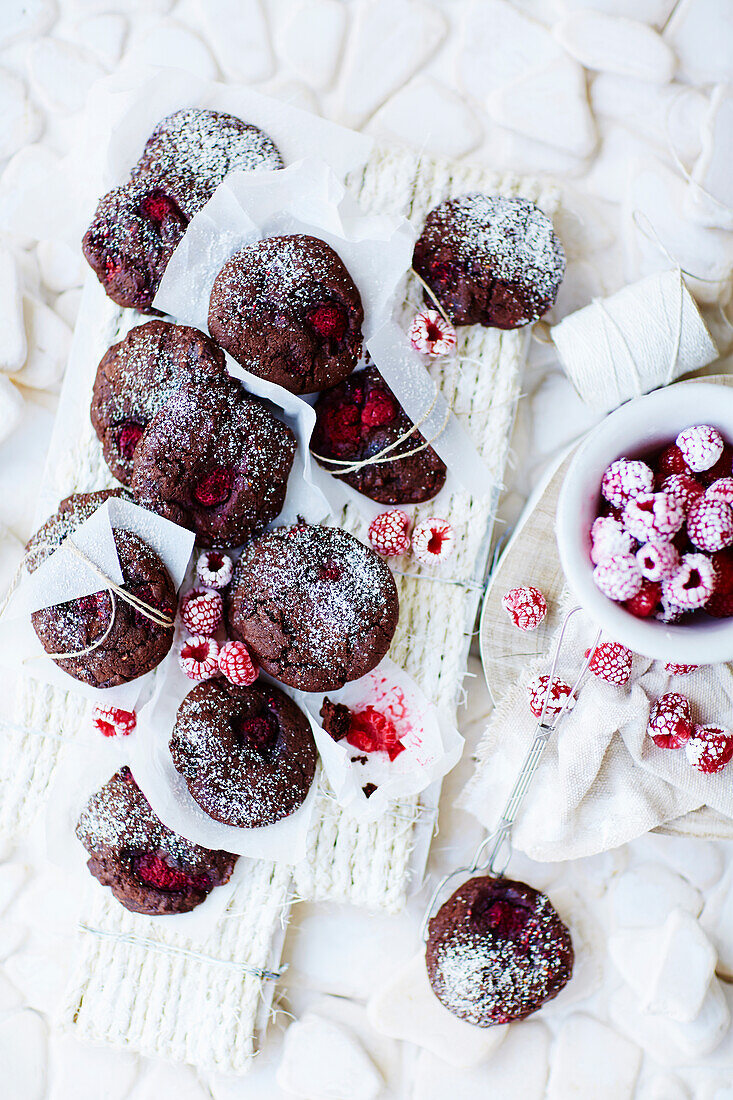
{"left": 117, "top": 421, "right": 143, "bottom": 460}
{"left": 307, "top": 302, "right": 348, "bottom": 340}
{"left": 194, "top": 466, "right": 235, "bottom": 506}
{"left": 346, "top": 705, "right": 405, "bottom": 761}
{"left": 135, "top": 851, "right": 209, "bottom": 893}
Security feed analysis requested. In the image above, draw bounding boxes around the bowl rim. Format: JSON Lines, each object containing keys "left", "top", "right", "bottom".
{"left": 556, "top": 382, "right": 733, "bottom": 663}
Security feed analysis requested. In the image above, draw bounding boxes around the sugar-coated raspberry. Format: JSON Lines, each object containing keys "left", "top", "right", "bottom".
{"left": 196, "top": 550, "right": 234, "bottom": 590}
{"left": 585, "top": 642, "right": 633, "bottom": 685}
{"left": 180, "top": 589, "right": 223, "bottom": 635}
{"left": 409, "top": 309, "right": 457, "bottom": 356}
{"left": 701, "top": 444, "right": 733, "bottom": 485}
{"left": 412, "top": 517, "right": 455, "bottom": 564}
{"left": 656, "top": 444, "right": 692, "bottom": 479}
{"left": 660, "top": 473, "right": 704, "bottom": 510}
{"left": 647, "top": 692, "right": 693, "bottom": 749}
{"left": 593, "top": 555, "right": 643, "bottom": 601}
{"left": 501, "top": 586, "right": 548, "bottom": 631}
{"left": 686, "top": 496, "right": 733, "bottom": 553}
{"left": 218, "top": 640, "right": 258, "bottom": 686}
{"left": 625, "top": 580, "right": 662, "bottom": 619}
{"left": 705, "top": 478, "right": 733, "bottom": 505}
{"left": 663, "top": 553, "right": 716, "bottom": 610}
{"left": 685, "top": 725, "right": 733, "bottom": 774}
{"left": 655, "top": 594, "right": 686, "bottom": 623}
{"left": 623, "top": 491, "right": 684, "bottom": 545}
{"left": 664, "top": 663, "right": 699, "bottom": 675}
{"left": 635, "top": 541, "right": 680, "bottom": 582}
{"left": 526, "top": 674, "right": 576, "bottom": 719}
{"left": 179, "top": 635, "right": 220, "bottom": 681}
{"left": 590, "top": 516, "right": 635, "bottom": 565}
{"left": 368, "top": 510, "right": 411, "bottom": 557}
{"left": 676, "top": 425, "right": 724, "bottom": 473}
{"left": 601, "top": 459, "right": 654, "bottom": 509}
{"left": 92, "top": 706, "right": 137, "bottom": 738}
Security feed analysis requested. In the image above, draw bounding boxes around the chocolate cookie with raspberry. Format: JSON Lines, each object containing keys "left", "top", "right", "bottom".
{"left": 91, "top": 320, "right": 226, "bottom": 485}
{"left": 25, "top": 489, "right": 130, "bottom": 574}
{"left": 31, "top": 530, "right": 175, "bottom": 689}
{"left": 426, "top": 876, "right": 574, "bottom": 1026}
{"left": 82, "top": 179, "right": 188, "bottom": 313}
{"left": 413, "top": 194, "right": 565, "bottom": 329}
{"left": 170, "top": 679, "right": 317, "bottom": 828}
{"left": 208, "top": 235, "right": 364, "bottom": 394}
{"left": 83, "top": 108, "right": 283, "bottom": 313}
{"left": 76, "top": 767, "right": 237, "bottom": 915}
{"left": 130, "top": 374, "right": 296, "bottom": 549}
{"left": 311, "top": 366, "right": 447, "bottom": 504}
{"left": 226, "top": 523, "right": 399, "bottom": 692}
{"left": 133, "top": 108, "right": 283, "bottom": 219}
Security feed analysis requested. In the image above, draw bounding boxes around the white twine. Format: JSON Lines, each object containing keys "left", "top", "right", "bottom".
{"left": 0, "top": 539, "right": 175, "bottom": 663}
{"left": 77, "top": 924, "right": 285, "bottom": 980}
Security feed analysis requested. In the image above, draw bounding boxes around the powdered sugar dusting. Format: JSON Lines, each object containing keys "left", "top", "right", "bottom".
{"left": 133, "top": 108, "right": 283, "bottom": 218}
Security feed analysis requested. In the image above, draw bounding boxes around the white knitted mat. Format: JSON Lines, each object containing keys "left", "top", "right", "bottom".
{"left": 0, "top": 141, "right": 559, "bottom": 1072}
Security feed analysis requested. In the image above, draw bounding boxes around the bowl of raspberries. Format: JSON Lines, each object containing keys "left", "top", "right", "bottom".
{"left": 557, "top": 382, "right": 733, "bottom": 663}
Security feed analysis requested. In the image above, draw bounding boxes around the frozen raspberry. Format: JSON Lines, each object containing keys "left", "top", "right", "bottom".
{"left": 647, "top": 692, "right": 693, "bottom": 749}
{"left": 527, "top": 674, "right": 575, "bottom": 719}
{"left": 635, "top": 541, "right": 680, "bottom": 583}
{"left": 196, "top": 550, "right": 234, "bottom": 590}
{"left": 705, "top": 478, "right": 733, "bottom": 505}
{"left": 663, "top": 553, "right": 716, "bottom": 611}
{"left": 501, "top": 586, "right": 548, "bottom": 631}
{"left": 623, "top": 491, "right": 684, "bottom": 545}
{"left": 585, "top": 642, "right": 633, "bottom": 686}
{"left": 593, "top": 555, "right": 643, "bottom": 601}
{"left": 193, "top": 466, "right": 235, "bottom": 506}
{"left": 656, "top": 444, "right": 692, "bottom": 479}
{"left": 655, "top": 594, "right": 686, "bottom": 623}
{"left": 180, "top": 589, "right": 223, "bottom": 634}
{"left": 218, "top": 640, "right": 258, "bottom": 686}
{"left": 664, "top": 663, "right": 699, "bottom": 675}
{"left": 92, "top": 706, "right": 137, "bottom": 738}
{"left": 412, "top": 517, "right": 455, "bottom": 564}
{"left": 179, "top": 635, "right": 220, "bottom": 681}
{"left": 601, "top": 459, "right": 654, "bottom": 509}
{"left": 346, "top": 705, "right": 405, "bottom": 761}
{"left": 676, "top": 425, "right": 724, "bottom": 473}
{"left": 368, "top": 510, "right": 411, "bottom": 556}
{"left": 686, "top": 725, "right": 733, "bottom": 774}
{"left": 409, "top": 309, "right": 457, "bottom": 356}
{"left": 590, "top": 516, "right": 635, "bottom": 565}
{"left": 660, "top": 474, "right": 704, "bottom": 510}
{"left": 707, "top": 552, "right": 733, "bottom": 616}
{"left": 701, "top": 444, "right": 733, "bottom": 484}
{"left": 686, "top": 496, "right": 733, "bottom": 552}
{"left": 307, "top": 302, "right": 348, "bottom": 341}
{"left": 625, "top": 580, "right": 662, "bottom": 619}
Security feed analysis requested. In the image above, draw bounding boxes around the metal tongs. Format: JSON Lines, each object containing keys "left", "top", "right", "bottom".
{"left": 421, "top": 606, "right": 601, "bottom": 939}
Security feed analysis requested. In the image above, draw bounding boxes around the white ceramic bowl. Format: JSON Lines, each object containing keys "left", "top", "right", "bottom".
{"left": 556, "top": 382, "right": 733, "bottom": 663}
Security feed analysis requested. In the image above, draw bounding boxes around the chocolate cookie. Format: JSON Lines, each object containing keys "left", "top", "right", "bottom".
{"left": 83, "top": 108, "right": 283, "bottom": 313}
{"left": 311, "top": 366, "right": 447, "bottom": 504}
{"left": 130, "top": 374, "right": 296, "bottom": 549}
{"left": 76, "top": 767, "right": 237, "bottom": 915}
{"left": 208, "top": 235, "right": 364, "bottom": 394}
{"left": 26, "top": 489, "right": 129, "bottom": 574}
{"left": 226, "top": 523, "right": 399, "bottom": 692}
{"left": 82, "top": 179, "right": 188, "bottom": 313}
{"left": 31, "top": 529, "right": 175, "bottom": 689}
{"left": 426, "top": 876, "right": 574, "bottom": 1026}
{"left": 133, "top": 108, "right": 283, "bottom": 219}
{"left": 91, "top": 320, "right": 226, "bottom": 484}
{"left": 413, "top": 194, "right": 565, "bottom": 329}
{"left": 170, "top": 679, "right": 317, "bottom": 828}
